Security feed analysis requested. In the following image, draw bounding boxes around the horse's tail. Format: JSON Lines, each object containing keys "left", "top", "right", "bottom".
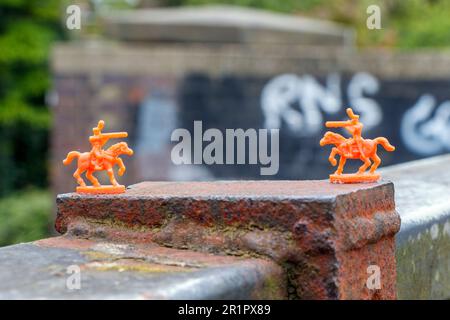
{"left": 63, "top": 151, "right": 80, "bottom": 165}
{"left": 374, "top": 137, "right": 395, "bottom": 152}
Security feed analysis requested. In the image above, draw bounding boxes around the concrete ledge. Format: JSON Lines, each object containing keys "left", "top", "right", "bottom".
{"left": 103, "top": 5, "right": 353, "bottom": 45}
{"left": 381, "top": 155, "right": 450, "bottom": 299}
{"left": 56, "top": 180, "right": 400, "bottom": 299}
{"left": 0, "top": 237, "right": 284, "bottom": 299}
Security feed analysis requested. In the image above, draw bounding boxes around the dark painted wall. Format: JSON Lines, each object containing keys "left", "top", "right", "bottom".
{"left": 177, "top": 72, "right": 450, "bottom": 180}
{"left": 53, "top": 69, "right": 450, "bottom": 193}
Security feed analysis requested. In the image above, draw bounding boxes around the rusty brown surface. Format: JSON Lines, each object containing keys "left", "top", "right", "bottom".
{"left": 56, "top": 180, "right": 400, "bottom": 299}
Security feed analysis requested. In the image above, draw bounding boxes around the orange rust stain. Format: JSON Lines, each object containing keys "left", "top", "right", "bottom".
{"left": 34, "top": 236, "right": 96, "bottom": 250}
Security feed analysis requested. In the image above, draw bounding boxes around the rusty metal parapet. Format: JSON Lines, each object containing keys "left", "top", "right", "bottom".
{"left": 56, "top": 180, "right": 400, "bottom": 299}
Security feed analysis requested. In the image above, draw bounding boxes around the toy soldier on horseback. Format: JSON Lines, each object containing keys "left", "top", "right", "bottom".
{"left": 63, "top": 120, "right": 133, "bottom": 194}
{"left": 320, "top": 108, "right": 395, "bottom": 183}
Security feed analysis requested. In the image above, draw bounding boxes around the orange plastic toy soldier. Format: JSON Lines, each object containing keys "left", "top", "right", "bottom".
{"left": 320, "top": 108, "right": 395, "bottom": 183}
{"left": 63, "top": 120, "right": 134, "bottom": 194}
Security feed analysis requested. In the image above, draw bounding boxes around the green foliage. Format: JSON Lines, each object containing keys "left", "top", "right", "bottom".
{"left": 0, "top": 0, "right": 62, "bottom": 196}
{"left": 389, "top": 0, "right": 450, "bottom": 48}
{"left": 334, "top": 0, "right": 450, "bottom": 48}
{"left": 160, "top": 0, "right": 450, "bottom": 49}
{"left": 0, "top": 189, "right": 52, "bottom": 246}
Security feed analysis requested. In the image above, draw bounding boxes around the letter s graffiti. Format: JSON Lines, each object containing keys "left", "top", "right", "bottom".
{"left": 347, "top": 72, "right": 382, "bottom": 130}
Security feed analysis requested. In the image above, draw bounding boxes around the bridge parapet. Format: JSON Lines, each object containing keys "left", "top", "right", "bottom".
{"left": 55, "top": 180, "right": 399, "bottom": 299}
{"left": 1, "top": 155, "right": 449, "bottom": 299}
{"left": 381, "top": 154, "right": 450, "bottom": 299}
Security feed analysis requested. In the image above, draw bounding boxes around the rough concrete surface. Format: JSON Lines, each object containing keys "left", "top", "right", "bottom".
{"left": 381, "top": 155, "right": 450, "bottom": 299}
{"left": 0, "top": 237, "right": 284, "bottom": 300}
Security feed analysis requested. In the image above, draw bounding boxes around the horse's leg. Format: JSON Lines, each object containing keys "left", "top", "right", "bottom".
{"left": 335, "top": 156, "right": 346, "bottom": 175}
{"left": 369, "top": 154, "right": 381, "bottom": 173}
{"left": 73, "top": 168, "right": 86, "bottom": 186}
{"left": 86, "top": 170, "right": 101, "bottom": 187}
{"left": 116, "top": 158, "right": 126, "bottom": 176}
{"left": 106, "top": 168, "right": 119, "bottom": 186}
{"left": 358, "top": 157, "right": 372, "bottom": 174}
{"left": 329, "top": 148, "right": 339, "bottom": 166}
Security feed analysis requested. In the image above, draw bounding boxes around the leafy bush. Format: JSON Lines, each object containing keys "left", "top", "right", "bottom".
{"left": 0, "top": 0, "right": 62, "bottom": 197}
{"left": 389, "top": 0, "right": 450, "bottom": 49}
{"left": 0, "top": 189, "right": 52, "bottom": 246}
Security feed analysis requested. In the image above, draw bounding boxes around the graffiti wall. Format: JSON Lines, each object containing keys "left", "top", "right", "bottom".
{"left": 174, "top": 71, "right": 450, "bottom": 180}
{"left": 52, "top": 64, "right": 450, "bottom": 192}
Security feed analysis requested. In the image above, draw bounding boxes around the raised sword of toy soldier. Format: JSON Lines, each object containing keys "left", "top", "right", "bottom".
{"left": 63, "top": 120, "right": 134, "bottom": 194}
{"left": 320, "top": 108, "right": 395, "bottom": 184}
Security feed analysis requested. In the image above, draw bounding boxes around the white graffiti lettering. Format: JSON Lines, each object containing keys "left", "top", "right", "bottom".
{"left": 401, "top": 94, "right": 450, "bottom": 155}
{"left": 261, "top": 72, "right": 381, "bottom": 135}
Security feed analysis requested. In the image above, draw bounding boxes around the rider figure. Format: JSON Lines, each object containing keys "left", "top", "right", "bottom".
{"left": 341, "top": 109, "right": 366, "bottom": 159}
{"left": 89, "top": 121, "right": 113, "bottom": 170}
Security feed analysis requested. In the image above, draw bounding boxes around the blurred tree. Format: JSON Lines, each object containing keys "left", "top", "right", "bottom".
{"left": 0, "top": 0, "right": 63, "bottom": 196}
{"left": 389, "top": 0, "right": 450, "bottom": 49}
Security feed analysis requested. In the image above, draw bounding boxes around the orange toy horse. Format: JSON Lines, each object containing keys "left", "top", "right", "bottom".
{"left": 320, "top": 132, "right": 395, "bottom": 176}
{"left": 320, "top": 108, "right": 395, "bottom": 183}
{"left": 63, "top": 142, "right": 133, "bottom": 192}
